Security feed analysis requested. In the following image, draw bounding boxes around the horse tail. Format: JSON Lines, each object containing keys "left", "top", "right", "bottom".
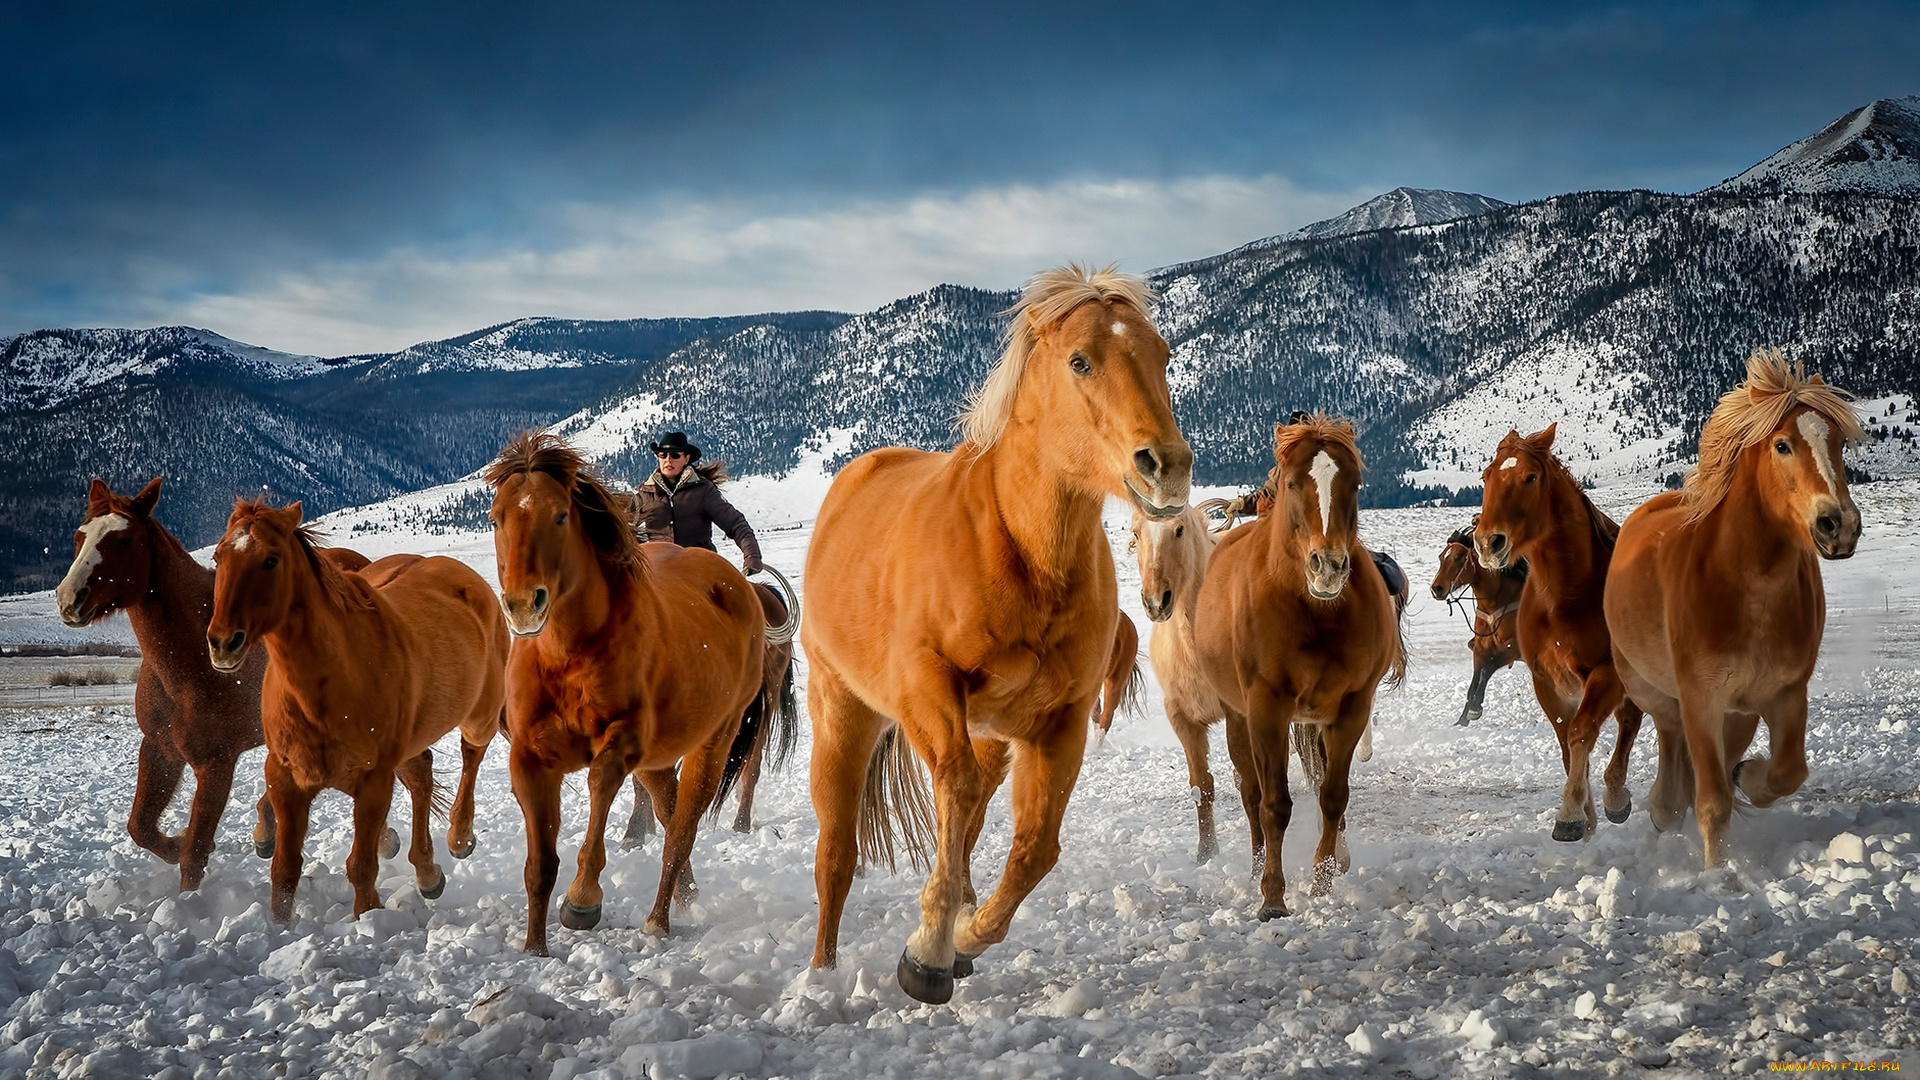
{"left": 1385, "top": 604, "right": 1410, "bottom": 689}
{"left": 711, "top": 685, "right": 766, "bottom": 820}
{"left": 856, "top": 725, "right": 935, "bottom": 875}
{"left": 761, "top": 648, "right": 800, "bottom": 773}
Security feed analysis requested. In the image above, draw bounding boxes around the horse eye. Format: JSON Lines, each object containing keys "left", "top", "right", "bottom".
{"left": 1175, "top": 525, "right": 1185, "bottom": 537}
{"left": 1775, "top": 439, "right": 1792, "bottom": 455}
{"left": 1069, "top": 352, "right": 1091, "bottom": 376}
{"left": 263, "top": 555, "right": 279, "bottom": 570}
{"left": 556, "top": 512, "right": 568, "bottom": 526}
{"left": 1524, "top": 474, "right": 1538, "bottom": 485}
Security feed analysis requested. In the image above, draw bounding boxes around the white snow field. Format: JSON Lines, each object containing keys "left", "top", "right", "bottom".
{"left": 2, "top": 474, "right": 1917, "bottom": 1080}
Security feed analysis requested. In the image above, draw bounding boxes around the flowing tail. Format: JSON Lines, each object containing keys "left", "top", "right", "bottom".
{"left": 710, "top": 684, "right": 766, "bottom": 821}
{"left": 856, "top": 725, "right": 935, "bottom": 875}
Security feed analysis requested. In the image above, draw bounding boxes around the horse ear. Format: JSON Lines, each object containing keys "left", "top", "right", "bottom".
{"left": 1531, "top": 423, "right": 1558, "bottom": 449}
{"left": 131, "top": 477, "right": 163, "bottom": 515}
{"left": 87, "top": 478, "right": 112, "bottom": 507}
{"left": 280, "top": 501, "right": 305, "bottom": 525}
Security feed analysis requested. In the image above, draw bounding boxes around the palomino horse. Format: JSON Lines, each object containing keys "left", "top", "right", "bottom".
{"left": 1430, "top": 519, "right": 1527, "bottom": 726}
{"left": 54, "top": 478, "right": 368, "bottom": 890}
{"left": 207, "top": 500, "right": 505, "bottom": 924}
{"left": 1195, "top": 415, "right": 1404, "bottom": 917}
{"left": 1087, "top": 612, "right": 1142, "bottom": 746}
{"left": 620, "top": 579, "right": 800, "bottom": 844}
{"left": 805, "top": 264, "right": 1191, "bottom": 1004}
{"left": 485, "top": 432, "right": 767, "bottom": 956}
{"left": 1129, "top": 502, "right": 1237, "bottom": 862}
{"left": 1606, "top": 350, "right": 1863, "bottom": 868}
{"left": 1476, "top": 425, "right": 1643, "bottom": 841}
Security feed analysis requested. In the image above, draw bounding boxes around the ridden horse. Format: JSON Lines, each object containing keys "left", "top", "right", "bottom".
{"left": 1606, "top": 350, "right": 1863, "bottom": 868}
{"left": 484, "top": 432, "right": 766, "bottom": 955}
{"left": 620, "top": 579, "right": 800, "bottom": 844}
{"left": 207, "top": 500, "right": 505, "bottom": 924}
{"left": 1430, "top": 519, "right": 1528, "bottom": 726}
{"left": 1475, "top": 425, "right": 1643, "bottom": 841}
{"left": 1087, "top": 612, "right": 1142, "bottom": 746}
{"left": 805, "top": 264, "right": 1191, "bottom": 1004}
{"left": 1129, "top": 502, "right": 1238, "bottom": 862}
{"left": 1194, "top": 415, "right": 1404, "bottom": 918}
{"left": 54, "top": 478, "right": 369, "bottom": 890}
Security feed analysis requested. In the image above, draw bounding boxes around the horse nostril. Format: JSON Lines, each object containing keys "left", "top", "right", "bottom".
{"left": 71, "top": 585, "right": 90, "bottom": 609}
{"left": 1488, "top": 533, "right": 1508, "bottom": 553}
{"left": 1815, "top": 513, "right": 1840, "bottom": 538}
{"left": 227, "top": 630, "right": 246, "bottom": 652}
{"left": 1133, "top": 448, "right": 1160, "bottom": 481}
{"left": 1159, "top": 589, "right": 1173, "bottom": 612}
{"left": 1308, "top": 552, "right": 1324, "bottom": 574}
{"left": 532, "top": 587, "right": 549, "bottom": 612}
{"left": 1432, "top": 585, "right": 1446, "bottom": 600}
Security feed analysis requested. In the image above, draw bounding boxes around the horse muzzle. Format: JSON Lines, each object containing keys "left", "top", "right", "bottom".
{"left": 1474, "top": 535, "right": 1512, "bottom": 571}
{"left": 207, "top": 628, "right": 250, "bottom": 672}
{"left": 501, "top": 588, "right": 551, "bottom": 638}
{"left": 1810, "top": 503, "right": 1862, "bottom": 560}
{"left": 1142, "top": 587, "right": 1174, "bottom": 623}
{"left": 1306, "top": 550, "right": 1350, "bottom": 602}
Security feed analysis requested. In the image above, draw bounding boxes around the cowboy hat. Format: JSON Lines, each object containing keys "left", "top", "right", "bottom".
{"left": 648, "top": 431, "right": 702, "bottom": 463}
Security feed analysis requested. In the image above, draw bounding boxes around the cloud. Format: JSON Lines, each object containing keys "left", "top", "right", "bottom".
{"left": 164, "top": 175, "right": 1368, "bottom": 355}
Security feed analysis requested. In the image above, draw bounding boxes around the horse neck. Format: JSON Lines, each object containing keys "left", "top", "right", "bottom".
{"left": 259, "top": 547, "right": 360, "bottom": 679}
{"left": 539, "top": 527, "right": 625, "bottom": 651}
{"left": 1523, "top": 475, "right": 1605, "bottom": 600}
{"left": 1170, "top": 532, "right": 1213, "bottom": 615}
{"left": 980, "top": 438, "right": 1109, "bottom": 592}
{"left": 1696, "top": 454, "right": 1812, "bottom": 578}
{"left": 124, "top": 522, "right": 217, "bottom": 673}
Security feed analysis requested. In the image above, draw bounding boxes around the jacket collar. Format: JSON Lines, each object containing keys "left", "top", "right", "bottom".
{"left": 644, "top": 466, "right": 705, "bottom": 494}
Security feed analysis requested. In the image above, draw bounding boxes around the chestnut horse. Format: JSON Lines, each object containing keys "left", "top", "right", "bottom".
{"left": 54, "top": 478, "right": 369, "bottom": 890}
{"left": 1088, "top": 612, "right": 1142, "bottom": 746}
{"left": 1606, "top": 350, "right": 1863, "bottom": 867}
{"left": 1475, "top": 425, "right": 1642, "bottom": 841}
{"left": 805, "top": 264, "right": 1191, "bottom": 1003}
{"left": 485, "top": 432, "right": 766, "bottom": 956}
{"left": 1430, "top": 518, "right": 1527, "bottom": 726}
{"left": 620, "top": 580, "right": 799, "bottom": 844}
{"left": 1195, "top": 415, "right": 1404, "bottom": 918}
{"left": 1129, "top": 502, "right": 1237, "bottom": 862}
{"left": 207, "top": 500, "right": 505, "bottom": 924}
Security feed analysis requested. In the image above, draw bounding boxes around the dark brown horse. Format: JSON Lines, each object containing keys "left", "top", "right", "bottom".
{"left": 55, "top": 478, "right": 368, "bottom": 891}
{"left": 620, "top": 579, "right": 799, "bottom": 845}
{"left": 1195, "top": 415, "right": 1404, "bottom": 918}
{"left": 208, "top": 500, "right": 506, "bottom": 924}
{"left": 485, "top": 432, "right": 767, "bottom": 956}
{"left": 1476, "top": 425, "right": 1642, "bottom": 841}
{"left": 1429, "top": 518, "right": 1527, "bottom": 727}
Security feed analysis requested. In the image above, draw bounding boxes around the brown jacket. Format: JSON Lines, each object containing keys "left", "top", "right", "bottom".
{"left": 632, "top": 463, "right": 762, "bottom": 567}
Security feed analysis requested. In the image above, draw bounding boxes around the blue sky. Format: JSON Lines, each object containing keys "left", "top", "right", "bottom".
{"left": 2, "top": 1, "right": 1914, "bottom": 355}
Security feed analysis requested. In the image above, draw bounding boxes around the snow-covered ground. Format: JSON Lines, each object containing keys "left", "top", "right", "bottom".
{"left": 2, "top": 473, "right": 1917, "bottom": 1079}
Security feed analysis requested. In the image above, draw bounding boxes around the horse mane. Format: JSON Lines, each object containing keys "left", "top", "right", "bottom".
{"left": 484, "top": 430, "right": 643, "bottom": 575}
{"left": 1682, "top": 347, "right": 1865, "bottom": 525}
{"left": 228, "top": 497, "right": 373, "bottom": 611}
{"left": 1274, "top": 411, "right": 1365, "bottom": 471}
{"left": 1446, "top": 524, "right": 1475, "bottom": 548}
{"left": 958, "top": 263, "right": 1157, "bottom": 453}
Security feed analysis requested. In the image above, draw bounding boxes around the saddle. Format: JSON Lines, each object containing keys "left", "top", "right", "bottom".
{"left": 1371, "top": 550, "right": 1407, "bottom": 599}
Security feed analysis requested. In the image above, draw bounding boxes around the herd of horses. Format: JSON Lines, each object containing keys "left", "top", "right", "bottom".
{"left": 52, "top": 265, "right": 1865, "bottom": 1006}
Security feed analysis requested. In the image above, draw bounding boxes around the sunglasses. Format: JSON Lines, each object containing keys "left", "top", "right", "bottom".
{"left": 656, "top": 450, "right": 688, "bottom": 460}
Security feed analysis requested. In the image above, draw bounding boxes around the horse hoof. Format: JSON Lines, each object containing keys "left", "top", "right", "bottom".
{"left": 952, "top": 951, "right": 978, "bottom": 980}
{"left": 1455, "top": 710, "right": 1478, "bottom": 727}
{"left": 420, "top": 870, "right": 447, "bottom": 900}
{"left": 731, "top": 815, "right": 753, "bottom": 835}
{"left": 643, "top": 917, "right": 668, "bottom": 936}
{"left": 1605, "top": 795, "right": 1632, "bottom": 825}
{"left": 380, "top": 827, "right": 401, "bottom": 860}
{"left": 448, "top": 836, "right": 475, "bottom": 861}
{"left": 896, "top": 951, "right": 955, "bottom": 1005}
{"left": 1257, "top": 905, "right": 1291, "bottom": 921}
{"left": 1552, "top": 819, "right": 1587, "bottom": 842}
{"left": 254, "top": 836, "right": 274, "bottom": 859}
{"left": 559, "top": 900, "right": 601, "bottom": 931}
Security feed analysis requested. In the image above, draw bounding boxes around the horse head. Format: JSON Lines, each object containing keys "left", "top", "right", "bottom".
{"left": 57, "top": 477, "right": 163, "bottom": 627}
{"left": 1129, "top": 503, "right": 1209, "bottom": 622}
{"left": 485, "top": 431, "right": 639, "bottom": 638}
{"left": 1431, "top": 527, "right": 1477, "bottom": 600}
{"left": 1476, "top": 424, "right": 1564, "bottom": 571}
{"left": 1270, "top": 413, "right": 1364, "bottom": 602}
{"left": 961, "top": 265, "right": 1192, "bottom": 519}
{"left": 1761, "top": 401, "right": 1863, "bottom": 558}
{"left": 207, "top": 499, "right": 307, "bottom": 671}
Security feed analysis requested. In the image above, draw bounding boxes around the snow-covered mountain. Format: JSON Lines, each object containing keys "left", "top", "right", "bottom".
{"left": 1288, "top": 187, "right": 1510, "bottom": 241}
{"left": 0, "top": 327, "right": 333, "bottom": 412}
{"left": 1711, "top": 96, "right": 1920, "bottom": 197}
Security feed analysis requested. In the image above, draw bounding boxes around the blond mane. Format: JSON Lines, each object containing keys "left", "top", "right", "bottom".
{"left": 1274, "top": 411, "right": 1364, "bottom": 470}
{"left": 484, "top": 430, "right": 644, "bottom": 575}
{"left": 958, "top": 263, "right": 1158, "bottom": 452}
{"left": 1682, "top": 348, "right": 1864, "bottom": 525}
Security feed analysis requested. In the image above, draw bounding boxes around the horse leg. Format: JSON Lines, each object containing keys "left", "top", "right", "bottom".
{"left": 731, "top": 714, "right": 769, "bottom": 834}
{"left": 621, "top": 774, "right": 655, "bottom": 851}
{"left": 178, "top": 754, "right": 239, "bottom": 891}
{"left": 1555, "top": 666, "right": 1625, "bottom": 841}
{"left": 1734, "top": 693, "right": 1809, "bottom": 808}
{"left": 1459, "top": 650, "right": 1496, "bottom": 727}
{"left": 1223, "top": 711, "right": 1263, "bottom": 873}
{"left": 253, "top": 792, "right": 276, "bottom": 860}
{"left": 952, "top": 710, "right": 1086, "bottom": 970}
{"left": 1601, "top": 699, "right": 1643, "bottom": 824}
{"left": 562, "top": 746, "right": 632, "bottom": 932}
{"left": 807, "top": 664, "right": 886, "bottom": 970}
{"left": 1677, "top": 682, "right": 1735, "bottom": 868}
{"left": 509, "top": 742, "right": 564, "bottom": 956}
{"left": 396, "top": 751, "right": 446, "bottom": 899}
{"left": 346, "top": 768, "right": 398, "bottom": 917}
{"left": 264, "top": 755, "right": 314, "bottom": 927}
{"left": 635, "top": 769, "right": 693, "bottom": 900}
{"left": 645, "top": 732, "right": 732, "bottom": 937}
{"left": 1166, "top": 708, "right": 1217, "bottom": 863}
{"left": 894, "top": 690, "right": 989, "bottom": 1005}
{"left": 446, "top": 722, "right": 492, "bottom": 860}
{"left": 1243, "top": 691, "right": 1297, "bottom": 919}
{"left": 959, "top": 738, "right": 1013, "bottom": 907}
{"left": 1311, "top": 698, "right": 1370, "bottom": 896}
{"left": 128, "top": 736, "right": 186, "bottom": 865}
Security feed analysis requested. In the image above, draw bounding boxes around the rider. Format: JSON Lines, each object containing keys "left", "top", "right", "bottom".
{"left": 632, "top": 431, "right": 764, "bottom": 574}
